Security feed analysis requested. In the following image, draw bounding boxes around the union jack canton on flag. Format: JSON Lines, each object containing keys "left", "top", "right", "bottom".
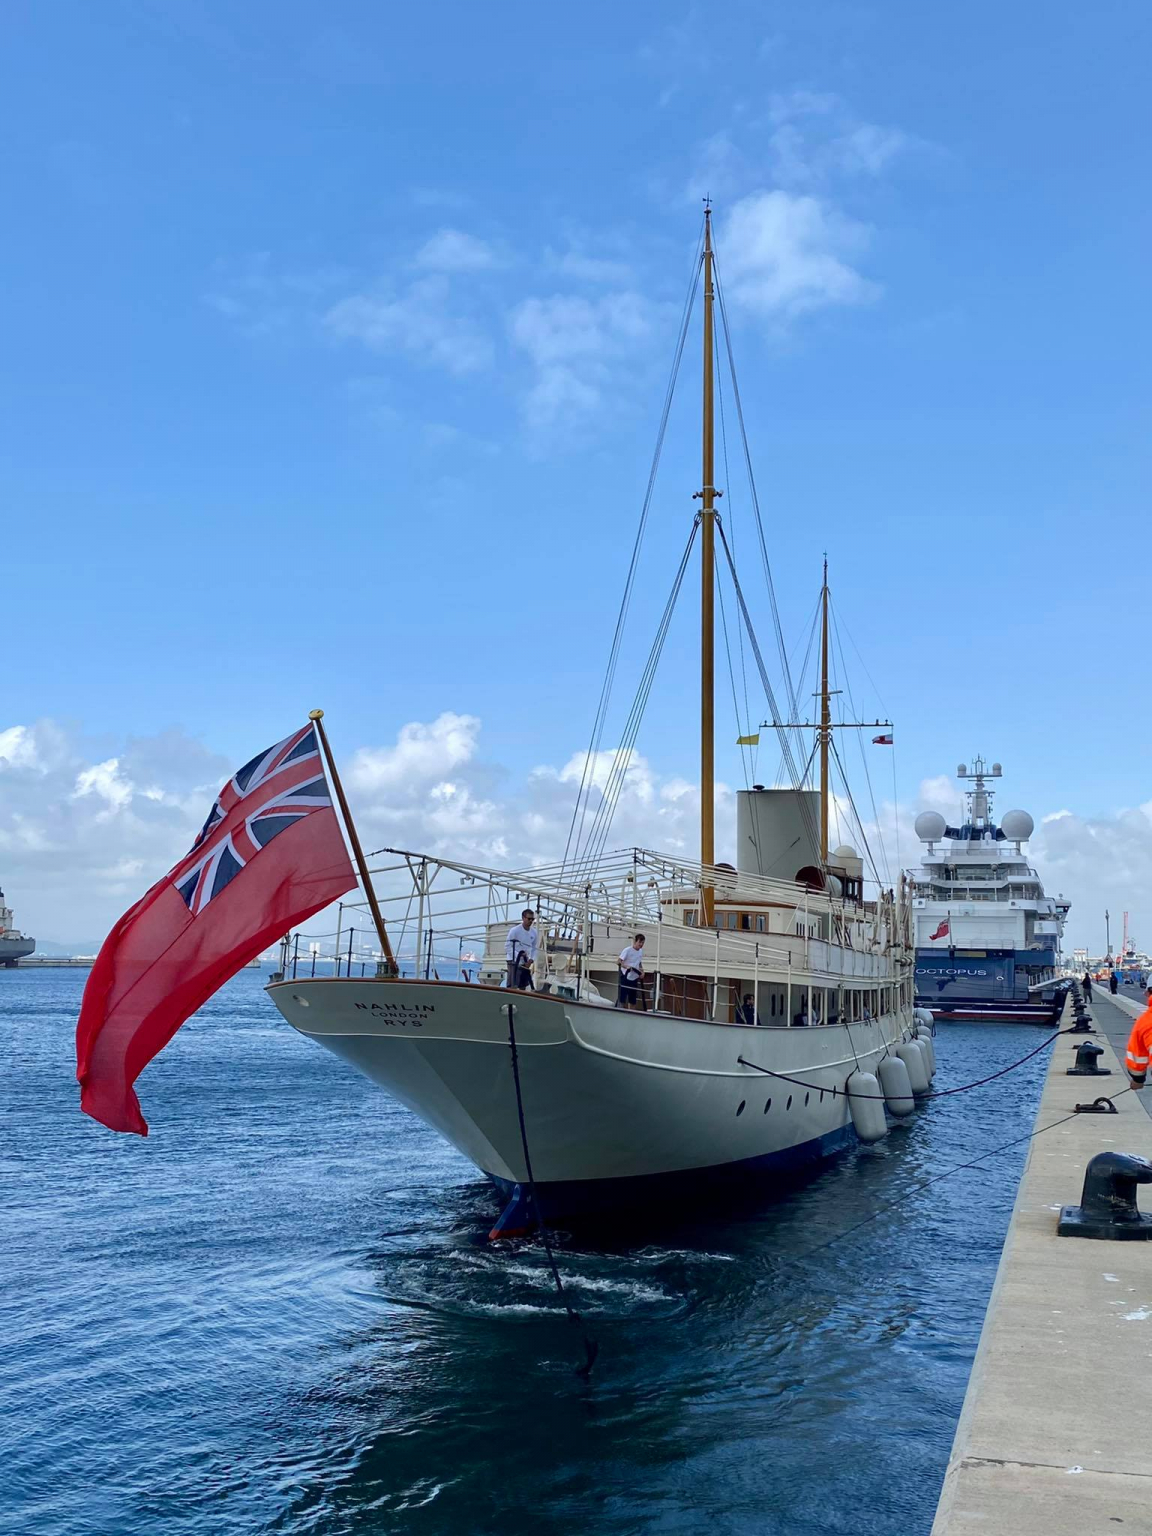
{"left": 177, "top": 725, "right": 335, "bottom": 916}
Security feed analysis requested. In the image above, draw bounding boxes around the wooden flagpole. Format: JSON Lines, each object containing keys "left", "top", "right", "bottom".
{"left": 309, "top": 709, "right": 398, "bottom": 975}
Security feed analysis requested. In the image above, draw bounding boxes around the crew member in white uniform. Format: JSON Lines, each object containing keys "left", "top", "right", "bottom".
{"left": 505, "top": 909, "right": 538, "bottom": 991}
{"left": 618, "top": 933, "right": 646, "bottom": 1010}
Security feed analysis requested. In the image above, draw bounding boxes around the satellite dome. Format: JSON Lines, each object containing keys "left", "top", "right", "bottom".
{"left": 1001, "top": 809, "right": 1034, "bottom": 841}
{"left": 833, "top": 844, "right": 858, "bottom": 860}
{"left": 914, "top": 811, "right": 947, "bottom": 842}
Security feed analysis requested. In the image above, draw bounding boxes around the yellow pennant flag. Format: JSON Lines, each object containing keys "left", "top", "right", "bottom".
{"left": 736, "top": 733, "right": 760, "bottom": 746}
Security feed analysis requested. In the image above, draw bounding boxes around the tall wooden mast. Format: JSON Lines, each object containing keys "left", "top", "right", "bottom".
{"left": 699, "top": 206, "right": 716, "bottom": 922}
{"left": 819, "top": 557, "right": 831, "bottom": 864}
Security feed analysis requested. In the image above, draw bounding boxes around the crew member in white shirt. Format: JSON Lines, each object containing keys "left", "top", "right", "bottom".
{"left": 505, "top": 909, "right": 538, "bottom": 991}
{"left": 618, "top": 933, "right": 646, "bottom": 1010}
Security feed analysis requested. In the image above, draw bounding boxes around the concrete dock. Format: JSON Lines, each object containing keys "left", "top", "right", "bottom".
{"left": 931, "top": 1000, "right": 1152, "bottom": 1533}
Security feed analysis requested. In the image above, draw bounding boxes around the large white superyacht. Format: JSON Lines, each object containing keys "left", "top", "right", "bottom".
{"left": 266, "top": 210, "right": 932, "bottom": 1234}
{"left": 910, "top": 758, "right": 1069, "bottom": 1023}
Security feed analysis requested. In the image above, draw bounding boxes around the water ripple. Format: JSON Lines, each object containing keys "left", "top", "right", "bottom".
{"left": 3, "top": 968, "right": 1046, "bottom": 1535}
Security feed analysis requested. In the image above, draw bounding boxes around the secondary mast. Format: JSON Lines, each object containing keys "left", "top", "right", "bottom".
{"left": 775, "top": 560, "right": 891, "bottom": 874}
{"left": 699, "top": 205, "right": 717, "bottom": 922}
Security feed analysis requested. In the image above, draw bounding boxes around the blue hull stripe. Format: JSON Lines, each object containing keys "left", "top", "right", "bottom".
{"left": 487, "top": 1124, "right": 858, "bottom": 1224}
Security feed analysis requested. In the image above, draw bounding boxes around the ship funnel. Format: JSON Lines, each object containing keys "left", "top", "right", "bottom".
{"left": 736, "top": 788, "right": 821, "bottom": 882}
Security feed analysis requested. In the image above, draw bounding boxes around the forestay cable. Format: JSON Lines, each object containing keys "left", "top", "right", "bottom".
{"left": 561, "top": 222, "right": 705, "bottom": 882}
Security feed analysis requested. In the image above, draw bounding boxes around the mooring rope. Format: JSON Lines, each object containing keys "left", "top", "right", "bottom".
{"left": 504, "top": 1002, "right": 599, "bottom": 1379}
{"left": 788, "top": 1085, "right": 1135, "bottom": 1264}
{"left": 738, "top": 1024, "right": 1077, "bottom": 1102}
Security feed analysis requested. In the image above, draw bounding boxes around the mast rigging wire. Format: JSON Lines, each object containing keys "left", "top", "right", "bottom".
{"left": 711, "top": 250, "right": 807, "bottom": 768}
{"left": 561, "top": 219, "right": 706, "bottom": 881}
{"left": 715, "top": 521, "right": 828, "bottom": 873}
{"left": 569, "top": 519, "right": 701, "bottom": 880}
{"left": 829, "top": 598, "right": 890, "bottom": 885}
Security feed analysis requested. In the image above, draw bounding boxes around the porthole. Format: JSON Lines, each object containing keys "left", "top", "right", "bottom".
{"left": 736, "top": 1100, "right": 746, "bottom": 1117}
{"left": 786, "top": 1095, "right": 793, "bottom": 1110}
{"left": 763, "top": 1098, "right": 772, "bottom": 1114}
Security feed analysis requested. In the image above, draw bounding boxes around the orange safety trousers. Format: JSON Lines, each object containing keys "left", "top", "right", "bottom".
{"left": 1125, "top": 1006, "right": 1152, "bottom": 1085}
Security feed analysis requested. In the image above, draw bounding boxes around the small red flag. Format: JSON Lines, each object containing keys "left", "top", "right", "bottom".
{"left": 872, "top": 733, "right": 893, "bottom": 745}
{"left": 75, "top": 723, "right": 357, "bottom": 1134}
{"left": 930, "top": 919, "right": 950, "bottom": 941}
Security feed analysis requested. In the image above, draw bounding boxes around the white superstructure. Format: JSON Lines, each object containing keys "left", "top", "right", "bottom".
{"left": 910, "top": 758, "right": 1068, "bottom": 1021}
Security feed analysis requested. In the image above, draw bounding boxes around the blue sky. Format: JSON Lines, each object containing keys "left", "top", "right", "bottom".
{"left": 1, "top": 1, "right": 1149, "bottom": 949}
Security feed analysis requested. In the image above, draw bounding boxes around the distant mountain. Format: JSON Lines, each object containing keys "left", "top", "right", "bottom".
{"left": 32, "top": 938, "right": 104, "bottom": 958}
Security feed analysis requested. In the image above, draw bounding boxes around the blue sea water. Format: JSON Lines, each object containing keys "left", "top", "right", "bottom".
{"left": 3, "top": 969, "right": 1050, "bottom": 1536}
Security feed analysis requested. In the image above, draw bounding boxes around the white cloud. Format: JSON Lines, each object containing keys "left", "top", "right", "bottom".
{"left": 835, "top": 123, "right": 906, "bottom": 177}
{"left": 12, "top": 711, "right": 1147, "bottom": 962}
{"left": 325, "top": 275, "right": 492, "bottom": 375}
{"left": 508, "top": 291, "right": 655, "bottom": 427}
{"left": 0, "top": 725, "right": 44, "bottom": 771}
{"left": 73, "top": 758, "right": 133, "bottom": 812}
{"left": 349, "top": 712, "right": 481, "bottom": 795}
{"left": 719, "top": 190, "right": 877, "bottom": 319}
{"left": 763, "top": 91, "right": 907, "bottom": 185}
{"left": 0, "top": 722, "right": 232, "bottom": 942}
{"left": 414, "top": 228, "right": 501, "bottom": 273}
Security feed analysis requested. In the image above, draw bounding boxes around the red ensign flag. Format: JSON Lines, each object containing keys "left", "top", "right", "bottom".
{"left": 76, "top": 723, "right": 357, "bottom": 1134}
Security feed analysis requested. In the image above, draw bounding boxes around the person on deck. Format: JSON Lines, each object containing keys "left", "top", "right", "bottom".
{"left": 1110, "top": 969, "right": 1119, "bottom": 996}
{"left": 736, "top": 993, "right": 760, "bottom": 1027}
{"left": 617, "top": 934, "right": 646, "bottom": 1009}
{"left": 1124, "top": 985, "right": 1152, "bottom": 1088}
{"left": 505, "top": 909, "right": 538, "bottom": 991}
{"left": 1082, "top": 972, "right": 1093, "bottom": 1002}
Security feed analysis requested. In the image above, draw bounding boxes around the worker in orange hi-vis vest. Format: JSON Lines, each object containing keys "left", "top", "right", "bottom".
{"left": 1124, "top": 986, "right": 1152, "bottom": 1088}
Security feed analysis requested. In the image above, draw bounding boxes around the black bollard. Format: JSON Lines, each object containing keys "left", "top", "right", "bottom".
{"left": 1066, "top": 1040, "right": 1110, "bottom": 1076}
{"left": 1058, "top": 1152, "right": 1152, "bottom": 1239}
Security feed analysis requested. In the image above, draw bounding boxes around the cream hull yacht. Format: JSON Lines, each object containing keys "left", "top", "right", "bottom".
{"left": 267, "top": 209, "right": 929, "bottom": 1234}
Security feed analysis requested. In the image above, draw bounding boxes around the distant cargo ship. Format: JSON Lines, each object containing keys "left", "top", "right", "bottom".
{"left": 0, "top": 888, "right": 35, "bottom": 967}
{"left": 910, "top": 758, "right": 1069, "bottom": 1023}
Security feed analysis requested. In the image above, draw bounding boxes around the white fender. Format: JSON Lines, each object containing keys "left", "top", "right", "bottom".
{"left": 914, "top": 1025, "right": 936, "bottom": 1077}
{"left": 877, "top": 1054, "right": 915, "bottom": 1117}
{"left": 847, "top": 1072, "right": 888, "bottom": 1143}
{"left": 894, "top": 1039, "right": 931, "bottom": 1097}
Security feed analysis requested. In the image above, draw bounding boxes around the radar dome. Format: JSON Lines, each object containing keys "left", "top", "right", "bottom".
{"left": 833, "top": 844, "right": 858, "bottom": 860}
{"left": 915, "top": 811, "right": 947, "bottom": 842}
{"left": 1001, "top": 809, "right": 1034, "bottom": 841}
